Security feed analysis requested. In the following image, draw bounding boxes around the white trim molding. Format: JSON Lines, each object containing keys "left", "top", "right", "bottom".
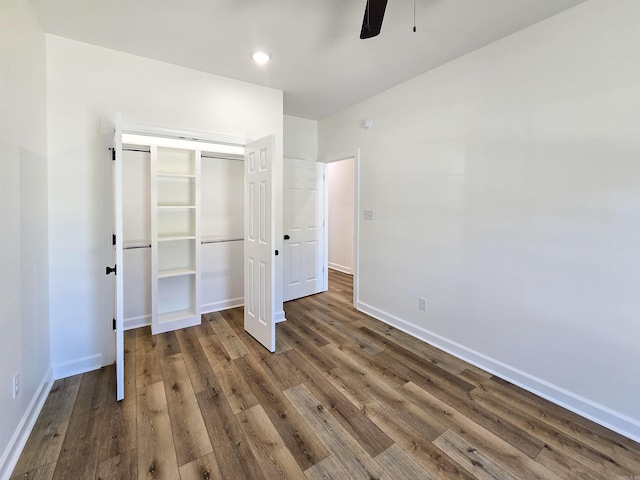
{"left": 124, "top": 314, "right": 150, "bottom": 331}
{"left": 275, "top": 310, "right": 286, "bottom": 323}
{"left": 357, "top": 301, "right": 640, "bottom": 444}
{"left": 0, "top": 368, "right": 54, "bottom": 480}
{"left": 52, "top": 354, "right": 102, "bottom": 380}
{"left": 321, "top": 148, "right": 360, "bottom": 309}
{"left": 201, "top": 298, "right": 244, "bottom": 316}
{"left": 124, "top": 298, "right": 246, "bottom": 331}
{"left": 328, "top": 263, "right": 353, "bottom": 275}
{"left": 121, "top": 120, "right": 253, "bottom": 147}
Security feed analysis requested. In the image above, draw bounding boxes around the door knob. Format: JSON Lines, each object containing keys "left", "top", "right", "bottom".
{"left": 284, "top": 235, "right": 290, "bottom": 240}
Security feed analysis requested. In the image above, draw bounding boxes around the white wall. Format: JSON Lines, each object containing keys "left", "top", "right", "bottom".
{"left": 327, "top": 158, "right": 355, "bottom": 274}
{"left": 319, "top": 0, "right": 640, "bottom": 441}
{"left": 284, "top": 115, "right": 317, "bottom": 161}
{"left": 0, "top": 1, "right": 51, "bottom": 477}
{"left": 46, "top": 35, "right": 283, "bottom": 377}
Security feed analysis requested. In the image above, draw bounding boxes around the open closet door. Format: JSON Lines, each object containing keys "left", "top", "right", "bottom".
{"left": 244, "top": 135, "right": 276, "bottom": 352}
{"left": 112, "top": 112, "right": 125, "bottom": 400}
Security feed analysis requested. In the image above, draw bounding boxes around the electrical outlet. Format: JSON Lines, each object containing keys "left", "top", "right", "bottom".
{"left": 12, "top": 372, "right": 20, "bottom": 399}
{"left": 418, "top": 297, "right": 427, "bottom": 311}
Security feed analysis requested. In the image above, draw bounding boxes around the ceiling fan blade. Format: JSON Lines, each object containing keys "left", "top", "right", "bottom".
{"left": 360, "top": 0, "right": 388, "bottom": 39}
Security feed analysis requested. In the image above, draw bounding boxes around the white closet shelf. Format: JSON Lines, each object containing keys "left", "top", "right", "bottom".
{"left": 157, "top": 205, "right": 196, "bottom": 209}
{"left": 158, "top": 267, "right": 196, "bottom": 278}
{"left": 158, "top": 235, "right": 196, "bottom": 242}
{"left": 157, "top": 173, "right": 196, "bottom": 178}
{"left": 158, "top": 308, "right": 197, "bottom": 324}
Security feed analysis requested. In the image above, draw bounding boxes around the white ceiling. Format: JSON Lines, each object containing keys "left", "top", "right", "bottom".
{"left": 30, "top": 0, "right": 584, "bottom": 120}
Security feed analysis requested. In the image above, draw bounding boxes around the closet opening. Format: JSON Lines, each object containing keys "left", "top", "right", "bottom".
{"left": 119, "top": 133, "right": 246, "bottom": 335}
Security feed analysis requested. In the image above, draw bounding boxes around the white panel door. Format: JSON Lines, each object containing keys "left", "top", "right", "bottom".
{"left": 283, "top": 158, "right": 326, "bottom": 302}
{"left": 244, "top": 135, "right": 276, "bottom": 352}
{"left": 112, "top": 112, "right": 124, "bottom": 401}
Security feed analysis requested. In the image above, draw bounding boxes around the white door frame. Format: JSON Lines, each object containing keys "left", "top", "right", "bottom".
{"left": 320, "top": 149, "right": 360, "bottom": 309}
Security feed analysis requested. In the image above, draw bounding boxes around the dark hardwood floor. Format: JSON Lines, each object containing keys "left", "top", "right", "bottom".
{"left": 12, "top": 270, "right": 640, "bottom": 479}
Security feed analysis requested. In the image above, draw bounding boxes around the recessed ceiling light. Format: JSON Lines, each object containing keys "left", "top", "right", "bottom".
{"left": 251, "top": 51, "right": 271, "bottom": 65}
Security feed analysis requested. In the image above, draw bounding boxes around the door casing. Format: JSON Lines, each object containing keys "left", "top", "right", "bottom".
{"left": 320, "top": 149, "right": 360, "bottom": 309}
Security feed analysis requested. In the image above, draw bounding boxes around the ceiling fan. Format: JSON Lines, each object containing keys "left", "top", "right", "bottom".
{"left": 360, "top": 0, "right": 388, "bottom": 39}
{"left": 360, "top": 0, "right": 417, "bottom": 39}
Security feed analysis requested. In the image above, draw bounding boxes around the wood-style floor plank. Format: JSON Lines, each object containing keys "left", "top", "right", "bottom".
{"left": 97, "top": 365, "right": 136, "bottom": 463}
{"left": 135, "top": 327, "right": 162, "bottom": 387}
{"left": 208, "top": 310, "right": 250, "bottom": 359}
{"left": 321, "top": 347, "right": 448, "bottom": 442}
{"left": 178, "top": 452, "right": 222, "bottom": 480}
{"left": 195, "top": 387, "right": 265, "bottom": 480}
{"left": 236, "top": 404, "right": 307, "bottom": 479}
{"left": 174, "top": 327, "right": 219, "bottom": 394}
{"left": 52, "top": 367, "right": 112, "bottom": 480}
{"left": 198, "top": 330, "right": 259, "bottom": 414}
{"left": 11, "top": 375, "right": 81, "bottom": 476}
{"left": 11, "top": 270, "right": 640, "bottom": 480}
{"left": 136, "top": 381, "right": 180, "bottom": 479}
{"left": 535, "top": 444, "right": 610, "bottom": 480}
{"left": 433, "top": 429, "right": 522, "bottom": 480}
{"left": 464, "top": 368, "right": 640, "bottom": 474}
{"left": 280, "top": 348, "right": 395, "bottom": 458}
{"left": 284, "top": 383, "right": 392, "bottom": 480}
{"left": 123, "top": 328, "right": 138, "bottom": 408}
{"left": 95, "top": 451, "right": 137, "bottom": 480}
{"left": 233, "top": 354, "right": 329, "bottom": 470}
{"left": 303, "top": 456, "right": 350, "bottom": 480}
{"left": 400, "top": 381, "right": 564, "bottom": 480}
{"left": 374, "top": 443, "right": 437, "bottom": 480}
{"left": 158, "top": 353, "right": 213, "bottom": 466}
{"left": 10, "top": 461, "right": 57, "bottom": 480}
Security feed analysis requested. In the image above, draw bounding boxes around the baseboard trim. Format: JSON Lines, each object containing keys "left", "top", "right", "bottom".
{"left": 124, "top": 314, "right": 150, "bottom": 331}
{"left": 52, "top": 354, "right": 102, "bottom": 380}
{"left": 357, "top": 301, "right": 640, "bottom": 443}
{"left": 202, "top": 298, "right": 244, "bottom": 315}
{"left": 0, "top": 367, "right": 54, "bottom": 480}
{"left": 275, "top": 310, "right": 286, "bottom": 323}
{"left": 124, "top": 299, "right": 246, "bottom": 332}
{"left": 328, "top": 263, "right": 352, "bottom": 275}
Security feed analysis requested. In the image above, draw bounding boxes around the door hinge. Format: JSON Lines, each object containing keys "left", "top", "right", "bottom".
{"left": 111, "top": 148, "right": 116, "bottom": 161}
{"left": 106, "top": 265, "right": 117, "bottom": 275}
{"left": 112, "top": 234, "right": 116, "bottom": 246}
{"left": 112, "top": 318, "right": 116, "bottom": 330}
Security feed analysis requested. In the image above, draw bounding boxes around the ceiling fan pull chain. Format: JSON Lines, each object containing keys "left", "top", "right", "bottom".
{"left": 413, "top": 0, "right": 417, "bottom": 32}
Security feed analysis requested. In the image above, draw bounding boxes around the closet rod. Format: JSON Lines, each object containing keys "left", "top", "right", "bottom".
{"left": 122, "top": 147, "right": 150, "bottom": 153}
{"left": 201, "top": 153, "right": 244, "bottom": 162}
{"left": 201, "top": 238, "right": 243, "bottom": 245}
{"left": 123, "top": 239, "right": 242, "bottom": 249}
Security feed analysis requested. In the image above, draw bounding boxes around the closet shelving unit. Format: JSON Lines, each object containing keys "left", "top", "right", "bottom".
{"left": 150, "top": 145, "right": 201, "bottom": 334}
